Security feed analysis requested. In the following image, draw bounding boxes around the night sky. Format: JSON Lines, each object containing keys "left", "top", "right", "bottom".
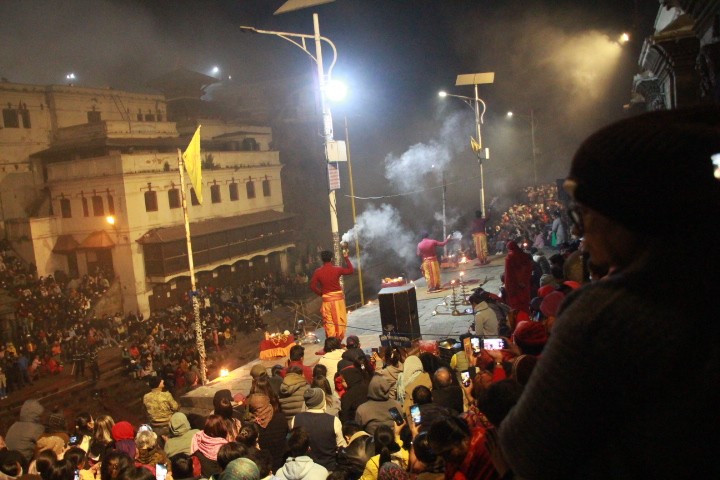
{"left": 1, "top": 0, "right": 661, "bottom": 285}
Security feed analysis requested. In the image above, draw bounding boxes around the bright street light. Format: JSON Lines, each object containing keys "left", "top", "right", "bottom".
{"left": 619, "top": 32, "right": 630, "bottom": 44}
{"left": 326, "top": 79, "right": 348, "bottom": 102}
{"left": 240, "top": 14, "right": 343, "bottom": 266}
{"left": 106, "top": 215, "right": 116, "bottom": 226}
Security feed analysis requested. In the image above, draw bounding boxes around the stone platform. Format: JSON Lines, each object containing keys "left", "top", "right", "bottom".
{"left": 179, "top": 255, "right": 506, "bottom": 414}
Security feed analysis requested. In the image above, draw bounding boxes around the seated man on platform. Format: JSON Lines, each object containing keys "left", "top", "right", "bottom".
{"left": 280, "top": 345, "right": 313, "bottom": 384}
{"left": 143, "top": 377, "right": 179, "bottom": 436}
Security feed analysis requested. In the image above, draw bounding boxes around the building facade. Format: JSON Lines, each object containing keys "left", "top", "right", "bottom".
{"left": 630, "top": 0, "right": 720, "bottom": 110}
{"left": 1, "top": 78, "right": 295, "bottom": 316}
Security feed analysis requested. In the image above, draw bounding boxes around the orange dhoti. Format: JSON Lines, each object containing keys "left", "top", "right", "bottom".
{"left": 321, "top": 290, "right": 347, "bottom": 340}
{"left": 473, "top": 232, "right": 489, "bottom": 264}
{"left": 422, "top": 257, "right": 441, "bottom": 291}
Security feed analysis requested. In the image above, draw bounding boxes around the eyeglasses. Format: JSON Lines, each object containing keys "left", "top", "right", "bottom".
{"left": 567, "top": 203, "right": 585, "bottom": 236}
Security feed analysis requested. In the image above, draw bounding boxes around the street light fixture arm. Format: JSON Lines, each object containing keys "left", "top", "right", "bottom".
{"left": 439, "top": 92, "right": 487, "bottom": 124}
{"left": 240, "top": 25, "right": 338, "bottom": 78}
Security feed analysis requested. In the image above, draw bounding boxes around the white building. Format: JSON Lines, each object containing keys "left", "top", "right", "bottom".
{"left": 1, "top": 75, "right": 295, "bottom": 316}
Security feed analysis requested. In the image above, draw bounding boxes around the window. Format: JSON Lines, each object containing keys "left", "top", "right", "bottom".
{"left": 144, "top": 114, "right": 155, "bottom": 121}
{"left": 20, "top": 109, "right": 31, "bottom": 128}
{"left": 157, "top": 113, "right": 163, "bottom": 122}
{"left": 2, "top": 109, "right": 19, "bottom": 128}
{"left": 107, "top": 195, "right": 115, "bottom": 214}
{"left": 210, "top": 184, "right": 221, "bottom": 204}
{"left": 246, "top": 180, "right": 256, "bottom": 199}
{"left": 92, "top": 195, "right": 104, "bottom": 216}
{"left": 60, "top": 198, "right": 72, "bottom": 218}
{"left": 137, "top": 112, "right": 143, "bottom": 121}
{"left": 168, "top": 188, "right": 181, "bottom": 209}
{"left": 87, "top": 111, "right": 101, "bottom": 123}
{"left": 82, "top": 197, "right": 89, "bottom": 217}
{"left": 190, "top": 188, "right": 199, "bottom": 206}
{"left": 144, "top": 191, "right": 158, "bottom": 212}
{"left": 229, "top": 182, "right": 239, "bottom": 201}
{"left": 262, "top": 179, "right": 271, "bottom": 197}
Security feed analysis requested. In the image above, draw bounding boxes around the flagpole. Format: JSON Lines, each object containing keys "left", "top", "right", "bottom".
{"left": 177, "top": 148, "right": 208, "bottom": 385}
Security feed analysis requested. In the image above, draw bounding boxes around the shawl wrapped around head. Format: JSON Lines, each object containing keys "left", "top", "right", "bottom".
{"left": 191, "top": 431, "right": 228, "bottom": 461}
{"left": 396, "top": 355, "right": 423, "bottom": 404}
{"left": 247, "top": 393, "right": 274, "bottom": 428}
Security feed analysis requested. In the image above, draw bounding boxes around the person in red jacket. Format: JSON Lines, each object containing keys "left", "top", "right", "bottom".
{"left": 310, "top": 250, "right": 354, "bottom": 341}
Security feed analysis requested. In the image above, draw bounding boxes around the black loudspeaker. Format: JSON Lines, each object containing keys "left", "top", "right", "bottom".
{"left": 378, "top": 285, "right": 421, "bottom": 341}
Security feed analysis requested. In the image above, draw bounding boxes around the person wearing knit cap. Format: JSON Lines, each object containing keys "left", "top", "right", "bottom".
{"left": 291, "top": 387, "right": 346, "bottom": 471}
{"left": 499, "top": 107, "right": 720, "bottom": 479}
{"left": 111, "top": 421, "right": 136, "bottom": 460}
{"left": 219, "top": 458, "right": 260, "bottom": 480}
{"left": 511, "top": 320, "right": 547, "bottom": 357}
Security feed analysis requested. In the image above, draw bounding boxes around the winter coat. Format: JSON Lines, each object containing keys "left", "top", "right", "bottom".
{"left": 376, "top": 363, "right": 403, "bottom": 400}
{"left": 317, "top": 348, "right": 345, "bottom": 393}
{"left": 355, "top": 376, "right": 402, "bottom": 435}
{"left": 274, "top": 456, "right": 328, "bottom": 480}
{"left": 164, "top": 412, "right": 200, "bottom": 457}
{"left": 5, "top": 399, "right": 45, "bottom": 461}
{"left": 279, "top": 372, "right": 309, "bottom": 421}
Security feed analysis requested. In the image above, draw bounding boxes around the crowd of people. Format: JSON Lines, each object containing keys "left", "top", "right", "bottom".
{"left": 0, "top": 237, "right": 308, "bottom": 400}
{"left": 2, "top": 106, "right": 719, "bottom": 479}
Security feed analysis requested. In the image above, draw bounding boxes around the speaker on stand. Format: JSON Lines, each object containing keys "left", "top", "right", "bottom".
{"left": 378, "top": 284, "right": 421, "bottom": 342}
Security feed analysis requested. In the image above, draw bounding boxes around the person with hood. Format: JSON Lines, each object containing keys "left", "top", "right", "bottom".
{"left": 164, "top": 412, "right": 200, "bottom": 458}
{"left": 339, "top": 367, "right": 369, "bottom": 424}
{"left": 4, "top": 398, "right": 45, "bottom": 462}
{"left": 245, "top": 393, "right": 287, "bottom": 473}
{"left": 396, "top": 356, "right": 432, "bottom": 418}
{"left": 374, "top": 347, "right": 403, "bottom": 401}
{"left": 274, "top": 427, "right": 328, "bottom": 480}
{"left": 355, "top": 376, "right": 402, "bottom": 435}
{"left": 110, "top": 422, "right": 136, "bottom": 460}
{"left": 191, "top": 414, "right": 229, "bottom": 478}
{"left": 278, "top": 366, "right": 309, "bottom": 425}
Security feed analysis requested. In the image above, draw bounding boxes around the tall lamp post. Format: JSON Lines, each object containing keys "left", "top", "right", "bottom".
{"left": 507, "top": 110, "right": 538, "bottom": 186}
{"left": 456, "top": 72, "right": 494, "bottom": 216}
{"left": 439, "top": 72, "right": 494, "bottom": 216}
{"left": 240, "top": 14, "right": 343, "bottom": 265}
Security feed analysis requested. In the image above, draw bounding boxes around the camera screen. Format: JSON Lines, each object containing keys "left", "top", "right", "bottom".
{"left": 483, "top": 338, "right": 504, "bottom": 350}
{"left": 410, "top": 405, "right": 422, "bottom": 425}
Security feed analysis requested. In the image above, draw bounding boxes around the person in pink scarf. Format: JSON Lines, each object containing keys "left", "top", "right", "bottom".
{"left": 191, "top": 414, "right": 229, "bottom": 478}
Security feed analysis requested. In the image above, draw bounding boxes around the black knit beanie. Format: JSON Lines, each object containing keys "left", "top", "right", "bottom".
{"left": 566, "top": 106, "right": 720, "bottom": 236}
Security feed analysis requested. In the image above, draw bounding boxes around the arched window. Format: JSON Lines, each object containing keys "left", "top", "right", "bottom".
{"left": 211, "top": 184, "right": 221, "bottom": 204}
{"left": 168, "top": 188, "right": 181, "bottom": 209}
{"left": 60, "top": 198, "right": 72, "bottom": 218}
{"left": 144, "top": 191, "right": 158, "bottom": 212}
{"left": 262, "top": 178, "right": 271, "bottom": 197}
{"left": 229, "top": 182, "right": 239, "bottom": 201}
{"left": 246, "top": 180, "right": 256, "bottom": 199}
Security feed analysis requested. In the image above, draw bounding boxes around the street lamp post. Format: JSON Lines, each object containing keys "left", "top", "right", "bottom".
{"left": 240, "top": 14, "right": 343, "bottom": 266}
{"left": 343, "top": 116, "right": 364, "bottom": 305}
{"left": 438, "top": 87, "right": 490, "bottom": 215}
{"left": 456, "top": 72, "right": 494, "bottom": 217}
{"left": 507, "top": 109, "right": 538, "bottom": 186}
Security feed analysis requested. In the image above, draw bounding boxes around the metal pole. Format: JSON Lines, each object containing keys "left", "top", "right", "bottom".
{"left": 177, "top": 148, "right": 208, "bottom": 386}
{"left": 344, "top": 117, "right": 364, "bottom": 305}
{"left": 442, "top": 170, "right": 447, "bottom": 258}
{"left": 313, "top": 14, "right": 342, "bottom": 271}
{"left": 530, "top": 109, "right": 538, "bottom": 187}
{"left": 474, "top": 84, "right": 486, "bottom": 217}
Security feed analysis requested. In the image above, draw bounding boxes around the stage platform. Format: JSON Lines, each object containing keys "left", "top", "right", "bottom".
{"left": 179, "top": 255, "right": 506, "bottom": 413}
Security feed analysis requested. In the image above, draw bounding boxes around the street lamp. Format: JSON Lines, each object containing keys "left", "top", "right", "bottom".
{"left": 240, "top": 14, "right": 343, "bottom": 266}
{"left": 438, "top": 79, "right": 493, "bottom": 216}
{"left": 506, "top": 110, "right": 538, "bottom": 186}
{"left": 455, "top": 72, "right": 494, "bottom": 217}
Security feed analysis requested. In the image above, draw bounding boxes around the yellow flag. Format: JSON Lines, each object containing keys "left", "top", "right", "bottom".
{"left": 183, "top": 126, "right": 202, "bottom": 204}
{"left": 470, "top": 136, "right": 481, "bottom": 153}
